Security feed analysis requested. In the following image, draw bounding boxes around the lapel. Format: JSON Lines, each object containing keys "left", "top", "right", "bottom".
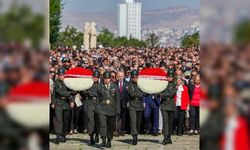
{"left": 109, "top": 83, "right": 113, "bottom": 91}
{"left": 122, "top": 80, "right": 127, "bottom": 91}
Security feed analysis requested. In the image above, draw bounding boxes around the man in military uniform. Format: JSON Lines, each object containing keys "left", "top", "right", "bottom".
{"left": 158, "top": 69, "right": 177, "bottom": 145}
{"left": 51, "top": 68, "right": 76, "bottom": 144}
{"left": 127, "top": 70, "right": 145, "bottom": 145}
{"left": 97, "top": 71, "right": 120, "bottom": 148}
{"left": 62, "top": 58, "right": 71, "bottom": 70}
{"left": 79, "top": 70, "right": 100, "bottom": 145}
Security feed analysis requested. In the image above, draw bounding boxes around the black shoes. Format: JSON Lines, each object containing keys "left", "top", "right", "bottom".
{"left": 167, "top": 138, "right": 172, "bottom": 144}
{"left": 89, "top": 134, "right": 95, "bottom": 145}
{"left": 60, "top": 134, "right": 66, "bottom": 143}
{"left": 95, "top": 135, "right": 99, "bottom": 143}
{"left": 100, "top": 137, "right": 107, "bottom": 147}
{"left": 132, "top": 135, "right": 138, "bottom": 145}
{"left": 106, "top": 138, "right": 112, "bottom": 148}
{"left": 162, "top": 138, "right": 168, "bottom": 145}
{"left": 113, "top": 131, "right": 119, "bottom": 137}
{"left": 177, "top": 132, "right": 183, "bottom": 136}
{"left": 152, "top": 132, "right": 158, "bottom": 136}
{"left": 120, "top": 131, "right": 125, "bottom": 136}
{"left": 55, "top": 134, "right": 61, "bottom": 144}
{"left": 100, "top": 137, "right": 112, "bottom": 148}
{"left": 162, "top": 136, "right": 172, "bottom": 145}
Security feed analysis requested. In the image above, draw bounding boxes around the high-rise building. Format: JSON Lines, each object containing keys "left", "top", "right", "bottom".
{"left": 118, "top": 0, "right": 141, "bottom": 40}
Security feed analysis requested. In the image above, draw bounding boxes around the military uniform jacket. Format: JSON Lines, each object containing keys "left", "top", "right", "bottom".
{"left": 80, "top": 82, "right": 99, "bottom": 109}
{"left": 97, "top": 83, "right": 120, "bottom": 116}
{"left": 159, "top": 81, "right": 177, "bottom": 111}
{"left": 127, "top": 82, "right": 144, "bottom": 111}
{"left": 52, "top": 79, "right": 74, "bottom": 110}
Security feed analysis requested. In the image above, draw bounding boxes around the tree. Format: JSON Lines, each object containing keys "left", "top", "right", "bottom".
{"left": 234, "top": 20, "right": 250, "bottom": 44}
{"left": 146, "top": 33, "right": 160, "bottom": 48}
{"left": 50, "top": 0, "right": 63, "bottom": 48}
{"left": 97, "top": 28, "right": 146, "bottom": 48}
{"left": 0, "top": 3, "right": 44, "bottom": 48}
{"left": 97, "top": 28, "right": 114, "bottom": 47}
{"left": 56, "top": 26, "right": 83, "bottom": 49}
{"left": 181, "top": 32, "right": 199, "bottom": 48}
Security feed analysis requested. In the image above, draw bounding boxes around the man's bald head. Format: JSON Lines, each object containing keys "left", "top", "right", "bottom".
{"left": 117, "top": 71, "right": 125, "bottom": 81}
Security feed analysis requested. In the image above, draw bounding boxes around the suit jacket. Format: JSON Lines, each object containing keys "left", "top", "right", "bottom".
{"left": 115, "top": 79, "right": 129, "bottom": 109}
{"left": 97, "top": 83, "right": 120, "bottom": 116}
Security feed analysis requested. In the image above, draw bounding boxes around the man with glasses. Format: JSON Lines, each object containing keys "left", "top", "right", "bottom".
{"left": 111, "top": 71, "right": 117, "bottom": 83}
{"left": 115, "top": 71, "right": 129, "bottom": 136}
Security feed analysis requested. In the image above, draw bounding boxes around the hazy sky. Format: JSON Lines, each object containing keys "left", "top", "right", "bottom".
{"left": 63, "top": 0, "right": 199, "bottom": 12}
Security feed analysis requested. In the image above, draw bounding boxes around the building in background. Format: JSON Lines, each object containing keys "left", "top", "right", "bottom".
{"left": 118, "top": 0, "right": 141, "bottom": 40}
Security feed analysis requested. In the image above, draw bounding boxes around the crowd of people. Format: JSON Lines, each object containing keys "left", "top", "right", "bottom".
{"left": 0, "top": 43, "right": 48, "bottom": 149}
{"left": 49, "top": 46, "right": 201, "bottom": 147}
{"left": 200, "top": 44, "right": 250, "bottom": 150}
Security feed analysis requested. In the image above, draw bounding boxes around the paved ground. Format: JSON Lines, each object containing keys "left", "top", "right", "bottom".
{"left": 50, "top": 133, "right": 199, "bottom": 150}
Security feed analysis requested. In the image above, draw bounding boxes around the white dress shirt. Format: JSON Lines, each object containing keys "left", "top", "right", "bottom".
{"left": 176, "top": 85, "right": 184, "bottom": 106}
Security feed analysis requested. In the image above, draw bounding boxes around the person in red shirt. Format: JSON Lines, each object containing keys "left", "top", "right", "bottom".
{"left": 174, "top": 77, "right": 190, "bottom": 136}
{"left": 220, "top": 85, "right": 250, "bottom": 150}
{"left": 188, "top": 75, "right": 200, "bottom": 135}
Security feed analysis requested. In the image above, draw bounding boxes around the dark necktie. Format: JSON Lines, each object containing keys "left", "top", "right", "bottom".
{"left": 119, "top": 81, "right": 123, "bottom": 93}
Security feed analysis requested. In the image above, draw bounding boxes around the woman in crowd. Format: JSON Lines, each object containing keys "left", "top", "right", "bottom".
{"left": 188, "top": 75, "right": 200, "bottom": 135}
{"left": 174, "top": 77, "right": 190, "bottom": 136}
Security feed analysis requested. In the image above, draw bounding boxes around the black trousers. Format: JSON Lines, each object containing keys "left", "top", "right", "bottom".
{"left": 190, "top": 106, "right": 199, "bottom": 130}
{"left": 99, "top": 114, "right": 116, "bottom": 139}
{"left": 70, "top": 105, "right": 83, "bottom": 131}
{"left": 129, "top": 109, "right": 143, "bottom": 136}
{"left": 176, "top": 106, "right": 185, "bottom": 134}
{"left": 161, "top": 110, "right": 174, "bottom": 138}
{"left": 117, "top": 108, "right": 128, "bottom": 133}
{"left": 55, "top": 107, "right": 71, "bottom": 135}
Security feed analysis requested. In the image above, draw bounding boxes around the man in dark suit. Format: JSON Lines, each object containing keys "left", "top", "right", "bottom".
{"left": 97, "top": 71, "right": 120, "bottom": 148}
{"left": 115, "top": 71, "right": 129, "bottom": 136}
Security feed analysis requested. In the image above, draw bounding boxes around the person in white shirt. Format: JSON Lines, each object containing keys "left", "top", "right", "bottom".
{"left": 174, "top": 77, "right": 190, "bottom": 136}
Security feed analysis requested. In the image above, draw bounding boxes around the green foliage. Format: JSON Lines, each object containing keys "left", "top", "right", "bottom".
{"left": 55, "top": 26, "right": 83, "bottom": 49}
{"left": 50, "top": 0, "right": 63, "bottom": 47}
{"left": 97, "top": 28, "right": 147, "bottom": 48}
{"left": 97, "top": 28, "right": 114, "bottom": 47}
{"left": 146, "top": 33, "right": 160, "bottom": 48}
{"left": 181, "top": 32, "right": 199, "bottom": 48}
{"left": 234, "top": 20, "right": 250, "bottom": 44}
{"left": 0, "top": 3, "right": 44, "bottom": 48}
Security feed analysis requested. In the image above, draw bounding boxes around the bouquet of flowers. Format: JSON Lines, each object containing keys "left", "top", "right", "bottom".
{"left": 63, "top": 67, "right": 93, "bottom": 91}
{"left": 138, "top": 68, "right": 168, "bottom": 94}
